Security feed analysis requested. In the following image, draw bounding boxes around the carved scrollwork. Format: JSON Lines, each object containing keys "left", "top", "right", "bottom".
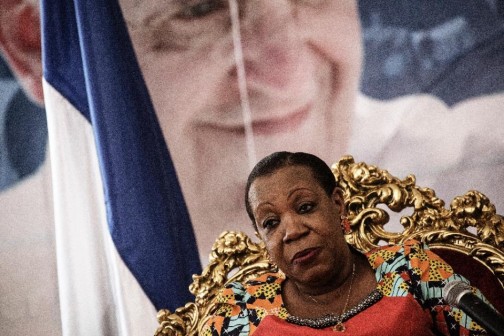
{"left": 333, "top": 156, "right": 504, "bottom": 287}
{"left": 155, "top": 304, "right": 199, "bottom": 336}
{"left": 155, "top": 231, "right": 275, "bottom": 336}
{"left": 155, "top": 155, "right": 504, "bottom": 335}
{"left": 450, "top": 191, "right": 504, "bottom": 248}
{"left": 332, "top": 155, "right": 453, "bottom": 252}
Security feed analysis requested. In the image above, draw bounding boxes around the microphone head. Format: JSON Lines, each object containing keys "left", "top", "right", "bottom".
{"left": 443, "top": 280, "right": 472, "bottom": 306}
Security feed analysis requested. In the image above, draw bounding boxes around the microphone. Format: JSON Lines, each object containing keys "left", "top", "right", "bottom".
{"left": 443, "top": 280, "right": 504, "bottom": 336}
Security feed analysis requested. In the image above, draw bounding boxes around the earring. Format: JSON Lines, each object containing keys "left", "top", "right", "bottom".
{"left": 267, "top": 256, "right": 278, "bottom": 270}
{"left": 340, "top": 215, "right": 351, "bottom": 234}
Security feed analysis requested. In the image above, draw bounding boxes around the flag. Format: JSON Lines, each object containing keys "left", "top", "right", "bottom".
{"left": 40, "top": 0, "right": 202, "bottom": 334}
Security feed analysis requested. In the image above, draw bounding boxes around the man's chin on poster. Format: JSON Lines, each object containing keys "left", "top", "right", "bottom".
{"left": 121, "top": 0, "right": 363, "bottom": 259}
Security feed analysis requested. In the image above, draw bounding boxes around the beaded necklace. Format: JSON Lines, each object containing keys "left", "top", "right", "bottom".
{"left": 285, "top": 263, "right": 383, "bottom": 332}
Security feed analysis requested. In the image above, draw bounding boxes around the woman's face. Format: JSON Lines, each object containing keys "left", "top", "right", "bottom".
{"left": 120, "top": 0, "right": 362, "bottom": 258}
{"left": 248, "top": 165, "right": 349, "bottom": 285}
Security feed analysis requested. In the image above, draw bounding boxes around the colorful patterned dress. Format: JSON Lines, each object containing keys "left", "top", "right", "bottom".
{"left": 202, "top": 240, "right": 488, "bottom": 335}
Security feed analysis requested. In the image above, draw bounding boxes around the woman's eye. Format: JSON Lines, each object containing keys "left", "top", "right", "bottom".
{"left": 178, "top": 1, "right": 227, "bottom": 20}
{"left": 298, "top": 203, "right": 314, "bottom": 214}
{"left": 262, "top": 218, "right": 279, "bottom": 229}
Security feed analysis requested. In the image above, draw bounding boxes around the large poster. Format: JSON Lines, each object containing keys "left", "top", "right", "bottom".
{"left": 1, "top": 0, "right": 503, "bottom": 334}
{"left": 355, "top": 0, "right": 504, "bottom": 211}
{"left": 122, "top": 0, "right": 504, "bottom": 258}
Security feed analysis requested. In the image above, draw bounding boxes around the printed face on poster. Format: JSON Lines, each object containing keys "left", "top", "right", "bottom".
{"left": 119, "top": 0, "right": 363, "bottom": 257}
{"left": 115, "top": 0, "right": 504, "bottom": 259}
{"left": 1, "top": 1, "right": 503, "bottom": 261}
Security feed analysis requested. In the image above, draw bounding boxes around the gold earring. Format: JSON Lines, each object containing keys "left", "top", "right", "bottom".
{"left": 267, "top": 255, "right": 278, "bottom": 269}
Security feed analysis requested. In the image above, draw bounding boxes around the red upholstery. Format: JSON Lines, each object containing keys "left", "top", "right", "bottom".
{"left": 433, "top": 248, "right": 504, "bottom": 315}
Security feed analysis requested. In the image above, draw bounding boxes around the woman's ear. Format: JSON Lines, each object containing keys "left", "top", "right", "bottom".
{"left": 0, "top": 1, "right": 44, "bottom": 105}
{"left": 331, "top": 187, "right": 345, "bottom": 213}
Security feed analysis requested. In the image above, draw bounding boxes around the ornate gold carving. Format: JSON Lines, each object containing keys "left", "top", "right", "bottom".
{"left": 155, "top": 156, "right": 504, "bottom": 335}
{"left": 155, "top": 231, "right": 275, "bottom": 336}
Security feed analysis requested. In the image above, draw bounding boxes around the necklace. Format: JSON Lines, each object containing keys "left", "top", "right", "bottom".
{"left": 308, "top": 262, "right": 355, "bottom": 316}
{"left": 285, "top": 289, "right": 383, "bottom": 331}
{"left": 315, "top": 262, "right": 355, "bottom": 331}
{"left": 286, "top": 262, "right": 382, "bottom": 332}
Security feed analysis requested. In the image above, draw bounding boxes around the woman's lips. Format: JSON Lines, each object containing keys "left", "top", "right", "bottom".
{"left": 291, "top": 247, "right": 320, "bottom": 265}
{"left": 202, "top": 103, "right": 312, "bottom": 136}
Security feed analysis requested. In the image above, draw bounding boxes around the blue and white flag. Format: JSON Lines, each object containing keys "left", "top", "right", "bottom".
{"left": 40, "top": 0, "right": 202, "bottom": 334}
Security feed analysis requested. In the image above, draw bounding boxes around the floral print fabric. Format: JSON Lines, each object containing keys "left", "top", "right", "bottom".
{"left": 202, "top": 240, "right": 488, "bottom": 335}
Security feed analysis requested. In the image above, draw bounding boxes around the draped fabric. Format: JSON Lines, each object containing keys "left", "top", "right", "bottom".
{"left": 40, "top": 0, "right": 201, "bottom": 333}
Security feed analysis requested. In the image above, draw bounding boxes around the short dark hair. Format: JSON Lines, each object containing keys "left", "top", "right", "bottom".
{"left": 245, "top": 151, "right": 337, "bottom": 228}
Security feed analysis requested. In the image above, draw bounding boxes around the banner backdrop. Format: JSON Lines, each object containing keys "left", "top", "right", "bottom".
{"left": 354, "top": 0, "right": 504, "bottom": 218}
{"left": 0, "top": 1, "right": 503, "bottom": 334}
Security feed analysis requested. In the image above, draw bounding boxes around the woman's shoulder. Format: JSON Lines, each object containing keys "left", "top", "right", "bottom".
{"left": 365, "top": 238, "right": 457, "bottom": 292}
{"left": 365, "top": 238, "right": 442, "bottom": 269}
{"left": 203, "top": 272, "right": 286, "bottom": 335}
{"left": 216, "top": 272, "right": 285, "bottom": 306}
{"left": 364, "top": 239, "right": 458, "bottom": 297}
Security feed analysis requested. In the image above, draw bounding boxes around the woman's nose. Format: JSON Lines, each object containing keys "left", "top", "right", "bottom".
{"left": 234, "top": 1, "right": 303, "bottom": 90}
{"left": 282, "top": 213, "right": 309, "bottom": 243}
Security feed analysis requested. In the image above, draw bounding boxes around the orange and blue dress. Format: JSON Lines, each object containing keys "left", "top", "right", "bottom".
{"left": 202, "top": 240, "right": 488, "bottom": 335}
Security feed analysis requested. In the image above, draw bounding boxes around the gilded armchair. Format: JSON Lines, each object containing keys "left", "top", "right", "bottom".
{"left": 155, "top": 155, "right": 504, "bottom": 335}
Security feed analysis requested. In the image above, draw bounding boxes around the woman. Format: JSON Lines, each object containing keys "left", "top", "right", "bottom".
{"left": 203, "top": 151, "right": 489, "bottom": 335}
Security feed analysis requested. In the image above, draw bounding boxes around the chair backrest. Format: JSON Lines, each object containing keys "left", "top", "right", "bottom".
{"left": 154, "top": 155, "right": 504, "bottom": 335}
